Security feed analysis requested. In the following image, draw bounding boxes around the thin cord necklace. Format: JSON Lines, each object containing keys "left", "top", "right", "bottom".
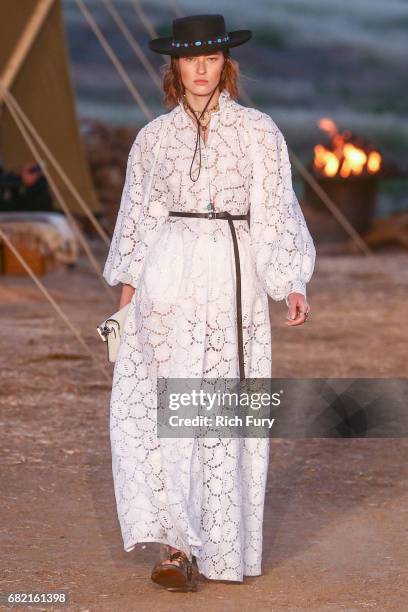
{"left": 182, "top": 98, "right": 220, "bottom": 132}
{"left": 183, "top": 82, "right": 221, "bottom": 184}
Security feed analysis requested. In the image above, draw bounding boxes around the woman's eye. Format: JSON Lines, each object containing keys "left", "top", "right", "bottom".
{"left": 182, "top": 56, "right": 218, "bottom": 63}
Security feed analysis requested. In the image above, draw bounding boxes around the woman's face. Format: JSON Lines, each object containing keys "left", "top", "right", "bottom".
{"left": 178, "top": 51, "right": 225, "bottom": 97}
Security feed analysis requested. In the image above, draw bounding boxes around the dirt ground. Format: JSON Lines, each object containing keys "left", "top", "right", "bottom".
{"left": 1, "top": 243, "right": 408, "bottom": 612}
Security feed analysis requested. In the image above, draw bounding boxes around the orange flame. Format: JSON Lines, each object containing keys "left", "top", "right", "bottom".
{"left": 314, "top": 118, "right": 382, "bottom": 178}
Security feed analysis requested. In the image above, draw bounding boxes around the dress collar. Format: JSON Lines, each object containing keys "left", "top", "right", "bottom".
{"left": 177, "top": 89, "right": 232, "bottom": 123}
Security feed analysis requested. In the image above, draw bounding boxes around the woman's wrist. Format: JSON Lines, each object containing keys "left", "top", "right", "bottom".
{"left": 119, "top": 283, "right": 135, "bottom": 308}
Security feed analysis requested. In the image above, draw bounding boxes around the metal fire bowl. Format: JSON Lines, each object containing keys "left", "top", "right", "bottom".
{"left": 302, "top": 171, "right": 379, "bottom": 244}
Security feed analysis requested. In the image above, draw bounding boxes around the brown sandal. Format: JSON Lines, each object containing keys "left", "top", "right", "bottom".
{"left": 151, "top": 549, "right": 198, "bottom": 592}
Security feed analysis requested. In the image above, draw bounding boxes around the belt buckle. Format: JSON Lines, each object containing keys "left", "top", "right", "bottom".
{"left": 208, "top": 209, "right": 216, "bottom": 219}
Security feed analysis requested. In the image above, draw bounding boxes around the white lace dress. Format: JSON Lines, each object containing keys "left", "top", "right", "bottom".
{"left": 103, "top": 89, "right": 316, "bottom": 581}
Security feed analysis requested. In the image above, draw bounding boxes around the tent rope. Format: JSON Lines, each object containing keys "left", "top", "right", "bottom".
{"left": 289, "top": 150, "right": 373, "bottom": 255}
{"left": 102, "top": 0, "right": 163, "bottom": 92}
{"left": 0, "top": 226, "right": 111, "bottom": 383}
{"left": 0, "top": 83, "right": 111, "bottom": 246}
{"left": 1, "top": 85, "right": 117, "bottom": 305}
{"left": 167, "top": 0, "right": 184, "bottom": 18}
{"left": 132, "top": 0, "right": 157, "bottom": 39}
{"left": 74, "top": 0, "right": 154, "bottom": 121}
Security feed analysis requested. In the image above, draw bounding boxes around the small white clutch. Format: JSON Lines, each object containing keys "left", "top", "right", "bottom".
{"left": 96, "top": 302, "right": 130, "bottom": 363}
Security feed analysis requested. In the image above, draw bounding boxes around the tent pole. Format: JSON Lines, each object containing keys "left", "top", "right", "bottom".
{"left": 0, "top": 0, "right": 56, "bottom": 105}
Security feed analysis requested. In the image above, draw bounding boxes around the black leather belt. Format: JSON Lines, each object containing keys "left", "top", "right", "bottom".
{"left": 168, "top": 210, "right": 249, "bottom": 381}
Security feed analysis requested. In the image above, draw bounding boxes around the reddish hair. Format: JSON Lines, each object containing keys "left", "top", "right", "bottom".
{"left": 160, "top": 50, "right": 240, "bottom": 110}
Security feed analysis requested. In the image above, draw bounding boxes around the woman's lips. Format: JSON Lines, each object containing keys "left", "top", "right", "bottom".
{"left": 194, "top": 80, "right": 208, "bottom": 84}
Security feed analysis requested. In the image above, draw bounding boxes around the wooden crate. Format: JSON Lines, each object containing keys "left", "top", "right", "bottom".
{"left": 0, "top": 233, "right": 52, "bottom": 276}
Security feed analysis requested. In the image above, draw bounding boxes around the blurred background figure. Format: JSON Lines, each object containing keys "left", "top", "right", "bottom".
{"left": 0, "top": 161, "right": 53, "bottom": 212}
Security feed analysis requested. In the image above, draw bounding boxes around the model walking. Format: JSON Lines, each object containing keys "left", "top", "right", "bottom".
{"left": 103, "top": 14, "right": 316, "bottom": 591}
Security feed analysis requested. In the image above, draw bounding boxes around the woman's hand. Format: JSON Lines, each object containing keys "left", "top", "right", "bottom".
{"left": 119, "top": 283, "right": 135, "bottom": 309}
{"left": 285, "top": 292, "right": 311, "bottom": 326}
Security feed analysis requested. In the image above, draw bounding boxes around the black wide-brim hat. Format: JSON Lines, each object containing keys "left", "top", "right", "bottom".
{"left": 148, "top": 14, "right": 252, "bottom": 57}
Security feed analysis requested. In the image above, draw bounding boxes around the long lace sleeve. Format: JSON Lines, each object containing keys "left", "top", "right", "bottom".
{"left": 102, "top": 118, "right": 168, "bottom": 288}
{"left": 249, "top": 113, "right": 316, "bottom": 307}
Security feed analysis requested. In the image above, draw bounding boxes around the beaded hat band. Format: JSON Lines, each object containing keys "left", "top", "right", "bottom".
{"left": 148, "top": 14, "right": 252, "bottom": 57}
{"left": 172, "top": 34, "right": 230, "bottom": 50}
